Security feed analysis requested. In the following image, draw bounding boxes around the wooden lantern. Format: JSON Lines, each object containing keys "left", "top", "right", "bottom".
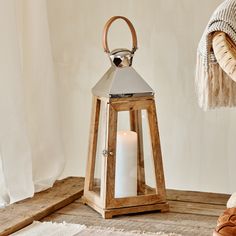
{"left": 83, "top": 16, "right": 169, "bottom": 219}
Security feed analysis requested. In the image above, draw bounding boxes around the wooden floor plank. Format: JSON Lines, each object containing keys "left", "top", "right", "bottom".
{"left": 0, "top": 177, "right": 84, "bottom": 236}
{"left": 167, "top": 189, "right": 229, "bottom": 205}
{"left": 169, "top": 200, "right": 225, "bottom": 216}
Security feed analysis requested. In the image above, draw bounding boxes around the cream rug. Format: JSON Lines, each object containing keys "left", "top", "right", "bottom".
{"left": 12, "top": 221, "right": 182, "bottom": 236}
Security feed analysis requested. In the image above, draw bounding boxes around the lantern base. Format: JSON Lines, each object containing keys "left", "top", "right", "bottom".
{"left": 82, "top": 196, "right": 169, "bottom": 219}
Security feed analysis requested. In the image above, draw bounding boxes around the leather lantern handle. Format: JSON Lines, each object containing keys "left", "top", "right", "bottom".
{"left": 103, "top": 16, "right": 138, "bottom": 54}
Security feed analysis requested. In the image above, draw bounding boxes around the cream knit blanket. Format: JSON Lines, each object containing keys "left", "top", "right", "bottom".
{"left": 196, "top": 0, "right": 236, "bottom": 110}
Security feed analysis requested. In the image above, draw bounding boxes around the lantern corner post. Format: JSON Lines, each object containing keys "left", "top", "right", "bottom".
{"left": 104, "top": 101, "right": 118, "bottom": 209}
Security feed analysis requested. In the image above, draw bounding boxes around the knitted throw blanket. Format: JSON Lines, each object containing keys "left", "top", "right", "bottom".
{"left": 195, "top": 0, "right": 236, "bottom": 110}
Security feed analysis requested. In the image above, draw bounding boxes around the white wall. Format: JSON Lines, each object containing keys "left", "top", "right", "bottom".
{"left": 47, "top": 0, "right": 236, "bottom": 194}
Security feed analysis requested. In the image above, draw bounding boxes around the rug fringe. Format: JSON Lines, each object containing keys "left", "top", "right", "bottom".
{"left": 12, "top": 221, "right": 182, "bottom": 236}
{"left": 87, "top": 225, "right": 181, "bottom": 236}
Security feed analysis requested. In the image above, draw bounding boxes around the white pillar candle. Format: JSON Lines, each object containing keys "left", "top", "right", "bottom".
{"left": 115, "top": 131, "right": 137, "bottom": 198}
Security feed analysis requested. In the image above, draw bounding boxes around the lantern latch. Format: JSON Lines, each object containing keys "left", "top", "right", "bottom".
{"left": 102, "top": 149, "right": 114, "bottom": 157}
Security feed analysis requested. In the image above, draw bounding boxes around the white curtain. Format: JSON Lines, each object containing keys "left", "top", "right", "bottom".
{"left": 0, "top": 0, "right": 64, "bottom": 206}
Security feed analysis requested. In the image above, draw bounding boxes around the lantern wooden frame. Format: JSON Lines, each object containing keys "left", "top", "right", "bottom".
{"left": 83, "top": 95, "right": 169, "bottom": 219}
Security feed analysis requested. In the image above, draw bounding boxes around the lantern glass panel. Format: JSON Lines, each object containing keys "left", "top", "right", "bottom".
{"left": 114, "top": 108, "right": 157, "bottom": 199}
{"left": 117, "top": 111, "right": 130, "bottom": 131}
{"left": 142, "top": 110, "right": 157, "bottom": 194}
{"left": 91, "top": 99, "right": 108, "bottom": 196}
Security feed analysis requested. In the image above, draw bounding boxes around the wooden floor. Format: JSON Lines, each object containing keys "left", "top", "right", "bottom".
{"left": 44, "top": 200, "right": 221, "bottom": 236}
{"left": 0, "top": 177, "right": 230, "bottom": 236}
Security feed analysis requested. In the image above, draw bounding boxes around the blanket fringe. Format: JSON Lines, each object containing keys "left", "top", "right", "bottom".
{"left": 195, "top": 53, "right": 236, "bottom": 110}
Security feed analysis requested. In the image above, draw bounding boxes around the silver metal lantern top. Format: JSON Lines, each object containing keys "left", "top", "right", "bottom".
{"left": 92, "top": 16, "right": 154, "bottom": 98}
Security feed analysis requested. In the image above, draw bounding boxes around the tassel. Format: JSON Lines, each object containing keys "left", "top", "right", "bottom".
{"left": 195, "top": 53, "right": 236, "bottom": 110}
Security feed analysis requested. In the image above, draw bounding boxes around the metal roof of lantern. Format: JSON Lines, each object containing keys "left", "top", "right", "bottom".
{"left": 92, "top": 64, "right": 154, "bottom": 98}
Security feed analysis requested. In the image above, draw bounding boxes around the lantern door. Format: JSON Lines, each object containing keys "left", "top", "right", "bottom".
{"left": 104, "top": 96, "right": 167, "bottom": 208}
